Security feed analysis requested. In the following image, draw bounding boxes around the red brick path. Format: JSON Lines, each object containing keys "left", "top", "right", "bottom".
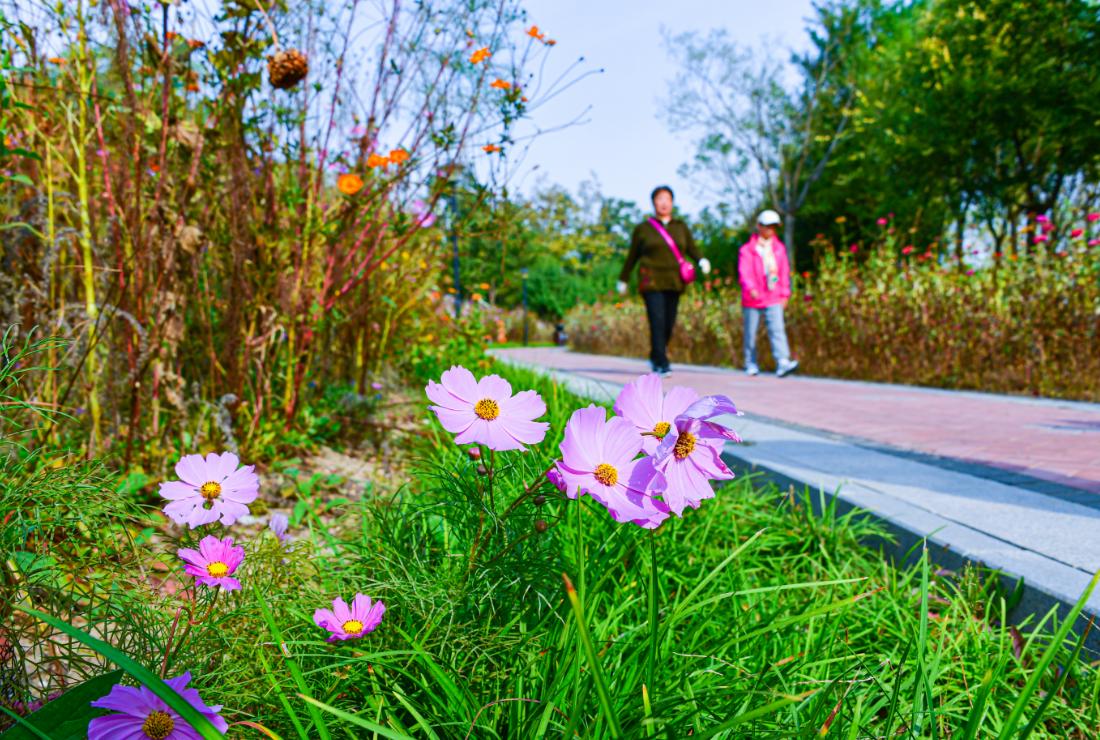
{"left": 496, "top": 347, "right": 1100, "bottom": 494}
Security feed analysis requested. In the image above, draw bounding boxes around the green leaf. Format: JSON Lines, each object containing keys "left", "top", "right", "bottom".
{"left": 10, "top": 607, "right": 224, "bottom": 739}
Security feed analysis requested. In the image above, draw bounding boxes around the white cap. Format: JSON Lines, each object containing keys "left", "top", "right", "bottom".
{"left": 757, "top": 209, "right": 781, "bottom": 226}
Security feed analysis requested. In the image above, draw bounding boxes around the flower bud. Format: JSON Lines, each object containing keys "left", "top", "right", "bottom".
{"left": 534, "top": 519, "right": 548, "bottom": 534}
{"left": 467, "top": 447, "right": 481, "bottom": 460}
{"left": 533, "top": 494, "right": 546, "bottom": 506}
{"left": 476, "top": 464, "right": 489, "bottom": 476}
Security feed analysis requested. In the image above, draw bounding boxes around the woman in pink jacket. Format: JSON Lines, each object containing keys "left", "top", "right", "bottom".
{"left": 738, "top": 210, "right": 799, "bottom": 377}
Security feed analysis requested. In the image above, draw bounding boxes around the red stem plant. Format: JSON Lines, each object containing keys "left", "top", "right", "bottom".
{"left": 1, "top": 0, "right": 568, "bottom": 463}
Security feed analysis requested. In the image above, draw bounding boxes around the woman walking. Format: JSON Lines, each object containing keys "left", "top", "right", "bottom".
{"left": 739, "top": 209, "right": 798, "bottom": 377}
{"left": 617, "top": 186, "right": 710, "bottom": 376}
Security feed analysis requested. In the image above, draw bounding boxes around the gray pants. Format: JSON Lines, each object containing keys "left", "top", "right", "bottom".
{"left": 743, "top": 304, "right": 791, "bottom": 368}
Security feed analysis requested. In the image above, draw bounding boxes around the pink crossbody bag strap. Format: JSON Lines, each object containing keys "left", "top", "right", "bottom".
{"left": 648, "top": 218, "right": 696, "bottom": 285}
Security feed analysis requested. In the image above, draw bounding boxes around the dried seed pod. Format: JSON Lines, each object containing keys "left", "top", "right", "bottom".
{"left": 533, "top": 494, "right": 546, "bottom": 507}
{"left": 534, "top": 519, "right": 548, "bottom": 534}
{"left": 268, "top": 49, "right": 308, "bottom": 90}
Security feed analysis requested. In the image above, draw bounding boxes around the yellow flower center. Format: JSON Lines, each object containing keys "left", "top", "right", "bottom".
{"left": 206, "top": 561, "right": 229, "bottom": 578}
{"left": 674, "top": 432, "right": 696, "bottom": 460}
{"left": 141, "top": 710, "right": 175, "bottom": 740}
{"left": 342, "top": 619, "right": 364, "bottom": 635}
{"left": 474, "top": 398, "right": 500, "bottom": 421}
{"left": 593, "top": 463, "right": 618, "bottom": 487}
{"left": 652, "top": 421, "right": 671, "bottom": 439}
{"left": 200, "top": 481, "right": 222, "bottom": 502}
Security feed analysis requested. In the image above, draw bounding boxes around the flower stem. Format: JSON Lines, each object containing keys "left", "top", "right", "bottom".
{"left": 647, "top": 532, "right": 659, "bottom": 703}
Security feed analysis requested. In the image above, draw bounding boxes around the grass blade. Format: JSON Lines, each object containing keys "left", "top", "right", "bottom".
{"left": 563, "top": 572, "right": 622, "bottom": 738}
{"left": 998, "top": 569, "right": 1100, "bottom": 739}
{"left": 298, "top": 695, "right": 414, "bottom": 739}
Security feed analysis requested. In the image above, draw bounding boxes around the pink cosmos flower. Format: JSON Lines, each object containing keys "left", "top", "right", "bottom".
{"left": 1090, "top": 239, "right": 1100, "bottom": 247}
{"left": 902, "top": 245, "right": 915, "bottom": 255}
{"left": 1033, "top": 234, "right": 1048, "bottom": 244}
{"left": 546, "top": 466, "right": 567, "bottom": 492}
{"left": 1088, "top": 213, "right": 1100, "bottom": 223}
{"left": 426, "top": 366, "right": 549, "bottom": 451}
{"left": 651, "top": 398, "right": 740, "bottom": 516}
{"left": 314, "top": 594, "right": 386, "bottom": 642}
{"left": 178, "top": 536, "right": 245, "bottom": 591}
{"left": 613, "top": 373, "right": 700, "bottom": 454}
{"left": 1071, "top": 228, "right": 1083, "bottom": 238}
{"left": 88, "top": 671, "right": 228, "bottom": 740}
{"left": 1040, "top": 221, "right": 1055, "bottom": 234}
{"left": 555, "top": 405, "right": 669, "bottom": 528}
{"left": 876, "top": 217, "right": 888, "bottom": 226}
{"left": 1036, "top": 214, "right": 1050, "bottom": 223}
{"left": 159, "top": 452, "right": 259, "bottom": 528}
{"left": 849, "top": 244, "right": 859, "bottom": 253}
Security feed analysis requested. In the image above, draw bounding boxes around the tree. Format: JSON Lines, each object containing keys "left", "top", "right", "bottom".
{"left": 662, "top": 27, "right": 852, "bottom": 266}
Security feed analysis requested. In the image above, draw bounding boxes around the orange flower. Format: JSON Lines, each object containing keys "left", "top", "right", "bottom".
{"left": 545, "top": 39, "right": 557, "bottom": 46}
{"left": 187, "top": 39, "right": 205, "bottom": 49}
{"left": 185, "top": 83, "right": 200, "bottom": 92}
{"left": 520, "top": 96, "right": 529, "bottom": 102}
{"left": 527, "top": 25, "right": 545, "bottom": 40}
{"left": 48, "top": 57, "right": 66, "bottom": 65}
{"left": 478, "top": 282, "right": 490, "bottom": 290}
{"left": 387, "top": 148, "right": 409, "bottom": 164}
{"left": 338, "top": 173, "right": 364, "bottom": 195}
{"left": 469, "top": 47, "right": 491, "bottom": 64}
{"left": 490, "top": 78, "right": 511, "bottom": 90}
{"left": 366, "top": 152, "right": 388, "bottom": 168}
{"left": 482, "top": 144, "right": 500, "bottom": 153}
{"left": 471, "top": 292, "right": 483, "bottom": 302}
{"left": 166, "top": 31, "right": 179, "bottom": 41}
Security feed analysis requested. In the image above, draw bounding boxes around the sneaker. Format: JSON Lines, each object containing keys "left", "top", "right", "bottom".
{"left": 776, "top": 359, "right": 800, "bottom": 378}
{"left": 658, "top": 366, "right": 672, "bottom": 378}
{"left": 745, "top": 365, "right": 759, "bottom": 377}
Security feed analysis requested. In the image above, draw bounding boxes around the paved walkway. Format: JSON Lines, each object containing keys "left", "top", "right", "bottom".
{"left": 496, "top": 347, "right": 1100, "bottom": 496}
{"left": 493, "top": 347, "right": 1100, "bottom": 627}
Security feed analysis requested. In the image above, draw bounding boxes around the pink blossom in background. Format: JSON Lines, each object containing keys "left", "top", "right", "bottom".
{"left": 876, "top": 217, "right": 888, "bottom": 226}
{"left": 426, "top": 366, "right": 548, "bottom": 451}
{"left": 1040, "top": 221, "right": 1055, "bottom": 234}
{"left": 1087, "top": 213, "right": 1100, "bottom": 223}
{"left": 613, "top": 373, "right": 699, "bottom": 454}
{"left": 1089, "top": 239, "right": 1100, "bottom": 247}
{"left": 849, "top": 244, "right": 859, "bottom": 253}
{"left": 178, "top": 536, "right": 245, "bottom": 591}
{"left": 1071, "top": 228, "right": 1083, "bottom": 238}
{"left": 412, "top": 199, "right": 436, "bottom": 228}
{"left": 314, "top": 594, "right": 386, "bottom": 642}
{"left": 1033, "top": 234, "right": 1048, "bottom": 244}
{"left": 902, "top": 246, "right": 915, "bottom": 255}
{"left": 269, "top": 513, "right": 289, "bottom": 544}
{"left": 555, "top": 405, "right": 669, "bottom": 529}
{"left": 1036, "top": 214, "right": 1050, "bottom": 223}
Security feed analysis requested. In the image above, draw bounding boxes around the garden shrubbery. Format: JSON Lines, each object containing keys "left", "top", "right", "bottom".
{"left": 569, "top": 226, "right": 1100, "bottom": 401}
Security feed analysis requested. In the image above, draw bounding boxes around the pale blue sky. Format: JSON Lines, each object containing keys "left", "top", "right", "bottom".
{"left": 511, "top": 0, "right": 817, "bottom": 217}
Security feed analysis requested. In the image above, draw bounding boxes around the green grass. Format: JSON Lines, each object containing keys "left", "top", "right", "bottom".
{"left": 4, "top": 357, "right": 1100, "bottom": 737}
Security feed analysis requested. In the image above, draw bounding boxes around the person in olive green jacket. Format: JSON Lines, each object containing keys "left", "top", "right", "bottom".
{"left": 617, "top": 186, "right": 711, "bottom": 376}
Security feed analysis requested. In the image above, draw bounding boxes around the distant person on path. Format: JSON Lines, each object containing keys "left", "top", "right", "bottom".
{"left": 739, "top": 209, "right": 798, "bottom": 377}
{"left": 617, "top": 185, "right": 710, "bottom": 376}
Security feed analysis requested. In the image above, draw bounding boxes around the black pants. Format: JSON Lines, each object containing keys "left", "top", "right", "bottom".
{"left": 642, "top": 290, "right": 680, "bottom": 371}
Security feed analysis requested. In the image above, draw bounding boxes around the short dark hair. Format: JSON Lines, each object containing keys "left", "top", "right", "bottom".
{"left": 650, "top": 185, "right": 674, "bottom": 203}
